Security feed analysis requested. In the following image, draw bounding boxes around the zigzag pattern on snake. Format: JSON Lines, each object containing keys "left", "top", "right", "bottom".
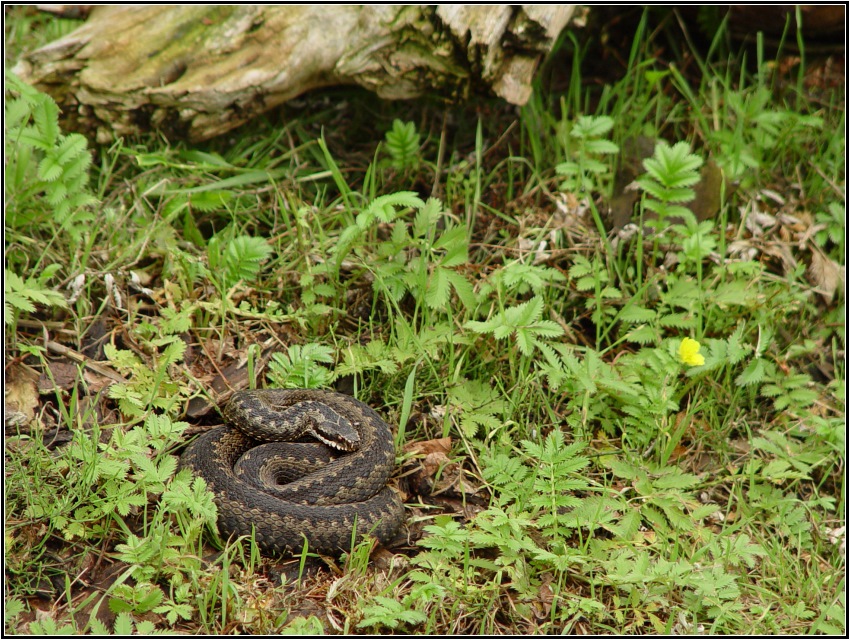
{"left": 180, "top": 389, "right": 405, "bottom": 555}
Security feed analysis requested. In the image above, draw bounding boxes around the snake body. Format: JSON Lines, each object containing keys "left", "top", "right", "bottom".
{"left": 180, "top": 389, "right": 405, "bottom": 555}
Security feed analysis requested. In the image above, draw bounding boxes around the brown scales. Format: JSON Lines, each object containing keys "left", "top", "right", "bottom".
{"left": 180, "top": 389, "right": 404, "bottom": 555}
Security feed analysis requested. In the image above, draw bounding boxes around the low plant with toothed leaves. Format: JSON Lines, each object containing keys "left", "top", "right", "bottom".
{"left": 636, "top": 140, "right": 703, "bottom": 231}
{"left": 383, "top": 119, "right": 422, "bottom": 172}
{"left": 207, "top": 233, "right": 274, "bottom": 291}
{"left": 5, "top": 72, "right": 98, "bottom": 238}
{"left": 556, "top": 114, "right": 620, "bottom": 197}
{"left": 336, "top": 194, "right": 477, "bottom": 316}
{"left": 4, "top": 265, "right": 68, "bottom": 332}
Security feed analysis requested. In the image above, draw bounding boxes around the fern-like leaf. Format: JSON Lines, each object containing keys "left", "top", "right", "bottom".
{"left": 385, "top": 119, "right": 421, "bottom": 170}
{"left": 223, "top": 235, "right": 272, "bottom": 288}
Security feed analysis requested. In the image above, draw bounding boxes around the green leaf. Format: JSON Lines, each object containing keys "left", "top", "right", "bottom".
{"left": 188, "top": 189, "right": 234, "bottom": 212}
{"left": 658, "top": 312, "right": 696, "bottom": 329}
{"left": 572, "top": 115, "right": 614, "bottom": 138}
{"left": 88, "top": 619, "right": 110, "bottom": 635}
{"left": 32, "top": 94, "right": 60, "bottom": 143}
{"left": 56, "top": 134, "right": 88, "bottom": 165}
{"left": 113, "top": 612, "right": 135, "bottom": 636}
{"left": 642, "top": 141, "right": 703, "bottom": 187}
{"left": 625, "top": 325, "right": 659, "bottom": 344}
{"left": 508, "top": 296, "right": 544, "bottom": 326}
{"left": 222, "top": 235, "right": 272, "bottom": 288}
{"left": 653, "top": 471, "right": 700, "bottom": 490}
{"left": 434, "top": 224, "right": 469, "bottom": 267}
{"left": 37, "top": 154, "right": 63, "bottom": 182}
{"left": 268, "top": 342, "right": 335, "bottom": 388}
{"left": 385, "top": 119, "right": 421, "bottom": 169}
{"left": 445, "top": 270, "right": 476, "bottom": 309}
{"left": 515, "top": 327, "right": 536, "bottom": 356}
{"left": 425, "top": 267, "right": 451, "bottom": 309}
{"left": 736, "top": 358, "right": 767, "bottom": 386}
{"left": 364, "top": 192, "right": 425, "bottom": 226}
{"left": 584, "top": 139, "right": 620, "bottom": 155}
{"left": 465, "top": 318, "right": 497, "bottom": 335}
{"left": 160, "top": 339, "right": 187, "bottom": 367}
{"left": 4, "top": 598, "right": 25, "bottom": 626}
{"left": 4, "top": 268, "right": 68, "bottom": 323}
{"left": 412, "top": 198, "right": 444, "bottom": 238}
{"left": 723, "top": 534, "right": 766, "bottom": 568}
{"left": 5, "top": 97, "right": 31, "bottom": 129}
{"left": 178, "top": 168, "right": 290, "bottom": 193}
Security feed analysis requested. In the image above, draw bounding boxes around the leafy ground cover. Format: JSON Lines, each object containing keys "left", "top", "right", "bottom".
{"left": 4, "top": 6, "right": 845, "bottom": 635}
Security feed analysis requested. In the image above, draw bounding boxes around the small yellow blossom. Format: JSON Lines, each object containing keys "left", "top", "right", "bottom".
{"left": 678, "top": 337, "right": 705, "bottom": 366}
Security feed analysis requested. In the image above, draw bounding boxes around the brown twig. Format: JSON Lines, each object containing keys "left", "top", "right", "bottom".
{"left": 45, "top": 340, "right": 128, "bottom": 385}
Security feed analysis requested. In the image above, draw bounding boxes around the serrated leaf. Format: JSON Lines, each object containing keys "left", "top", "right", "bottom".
{"left": 608, "top": 458, "right": 642, "bottom": 481}
{"left": 618, "top": 305, "right": 657, "bottom": 323}
{"left": 584, "top": 139, "right": 620, "bottom": 155}
{"left": 160, "top": 339, "right": 187, "bottom": 366}
{"left": 515, "top": 328, "right": 535, "bottom": 355}
{"left": 492, "top": 323, "right": 515, "bottom": 340}
{"left": 189, "top": 189, "right": 234, "bottom": 212}
{"left": 138, "top": 586, "right": 165, "bottom": 611}
{"left": 56, "top": 134, "right": 89, "bottom": 165}
{"left": 46, "top": 182, "right": 68, "bottom": 205}
{"left": 425, "top": 268, "right": 450, "bottom": 309}
{"left": 568, "top": 258, "right": 592, "bottom": 279}
{"left": 109, "top": 598, "right": 133, "bottom": 615}
{"left": 534, "top": 339, "right": 558, "bottom": 367}
{"left": 223, "top": 235, "right": 272, "bottom": 287}
{"left": 575, "top": 275, "right": 597, "bottom": 291}
{"left": 435, "top": 225, "right": 469, "bottom": 267}
{"left": 33, "top": 96, "right": 60, "bottom": 143}
{"left": 607, "top": 506, "right": 642, "bottom": 540}
{"left": 625, "top": 325, "right": 659, "bottom": 344}
{"left": 658, "top": 312, "right": 696, "bottom": 329}
{"left": 4, "top": 597, "right": 25, "bottom": 625}
{"left": 37, "top": 154, "right": 63, "bottom": 182}
{"left": 464, "top": 318, "right": 497, "bottom": 335}
{"left": 5, "top": 97, "right": 31, "bottom": 129}
{"left": 88, "top": 619, "right": 110, "bottom": 635}
{"left": 581, "top": 159, "right": 609, "bottom": 175}
{"left": 573, "top": 114, "right": 614, "bottom": 137}
{"left": 413, "top": 197, "right": 444, "bottom": 238}
{"left": 653, "top": 471, "right": 700, "bottom": 490}
{"left": 113, "top": 612, "right": 135, "bottom": 635}
{"left": 335, "top": 224, "right": 362, "bottom": 257}
{"left": 555, "top": 161, "right": 579, "bottom": 176}
{"left": 17, "top": 125, "right": 51, "bottom": 151}
{"left": 508, "top": 296, "right": 544, "bottom": 326}
{"left": 736, "top": 358, "right": 766, "bottom": 386}
{"left": 5, "top": 292, "right": 36, "bottom": 315}
{"left": 531, "top": 320, "right": 565, "bottom": 338}
{"left": 365, "top": 192, "right": 424, "bottom": 224}
{"left": 445, "top": 270, "right": 476, "bottom": 309}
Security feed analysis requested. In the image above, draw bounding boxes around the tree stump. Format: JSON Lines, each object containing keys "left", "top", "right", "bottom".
{"left": 15, "top": 5, "right": 579, "bottom": 142}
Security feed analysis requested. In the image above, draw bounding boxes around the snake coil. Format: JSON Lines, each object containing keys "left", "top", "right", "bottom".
{"left": 180, "top": 389, "right": 405, "bottom": 555}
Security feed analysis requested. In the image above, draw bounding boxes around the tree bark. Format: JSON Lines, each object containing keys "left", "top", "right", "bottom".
{"left": 15, "top": 5, "right": 579, "bottom": 142}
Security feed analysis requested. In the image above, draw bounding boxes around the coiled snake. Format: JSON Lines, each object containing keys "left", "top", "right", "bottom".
{"left": 180, "top": 389, "right": 405, "bottom": 555}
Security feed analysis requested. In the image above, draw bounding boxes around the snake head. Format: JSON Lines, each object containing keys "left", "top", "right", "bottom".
{"left": 310, "top": 418, "right": 360, "bottom": 452}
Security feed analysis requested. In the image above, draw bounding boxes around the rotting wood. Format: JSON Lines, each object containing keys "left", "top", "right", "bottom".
{"left": 15, "top": 5, "right": 579, "bottom": 142}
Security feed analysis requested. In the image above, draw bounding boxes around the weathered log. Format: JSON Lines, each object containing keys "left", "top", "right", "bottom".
{"left": 15, "top": 5, "right": 579, "bottom": 142}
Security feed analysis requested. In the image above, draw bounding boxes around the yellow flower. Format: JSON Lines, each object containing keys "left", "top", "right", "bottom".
{"left": 678, "top": 337, "right": 705, "bottom": 366}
